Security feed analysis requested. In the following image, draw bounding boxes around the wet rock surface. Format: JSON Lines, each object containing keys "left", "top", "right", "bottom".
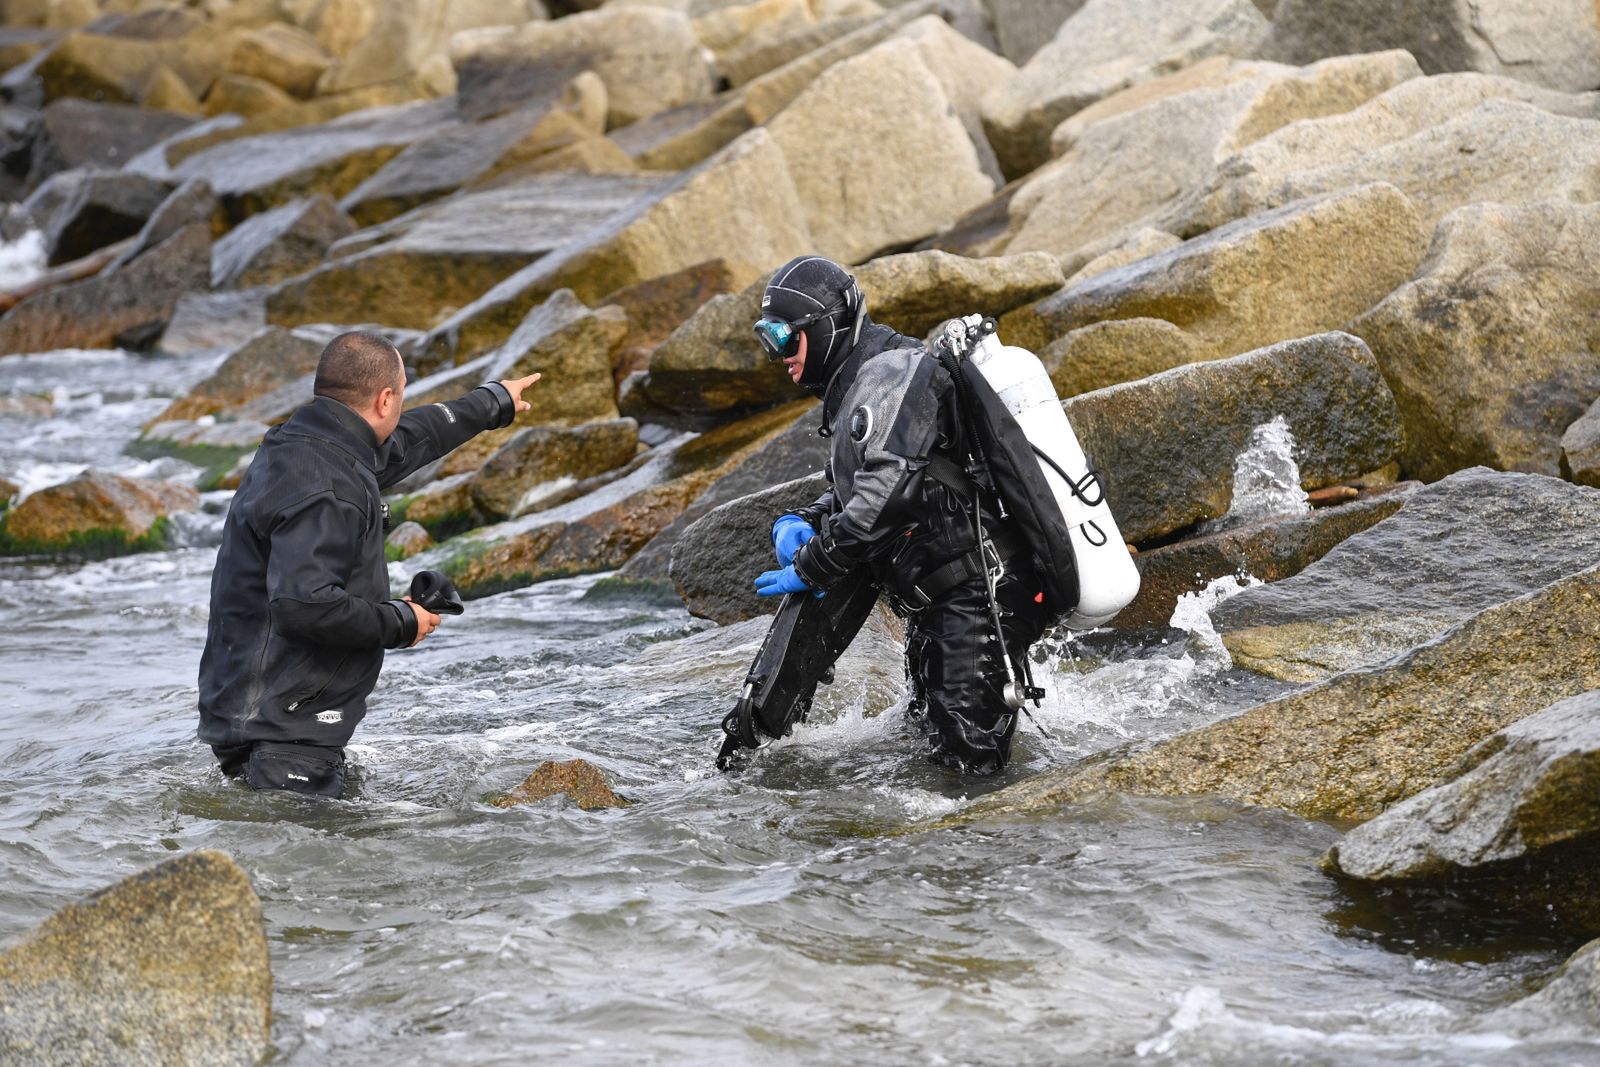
{"left": 152, "top": 324, "right": 325, "bottom": 423}
{"left": 1564, "top": 399, "right": 1600, "bottom": 489}
{"left": 0, "top": 470, "right": 198, "bottom": 556}
{"left": 16, "top": 167, "right": 173, "bottom": 264}
{"left": 209, "top": 193, "right": 354, "bottom": 289}
{"left": 1211, "top": 469, "right": 1600, "bottom": 682}
{"left": 471, "top": 417, "right": 639, "bottom": 520}
{"left": 0, "top": 850, "right": 269, "bottom": 1067}
{"left": 490, "top": 758, "right": 629, "bottom": 810}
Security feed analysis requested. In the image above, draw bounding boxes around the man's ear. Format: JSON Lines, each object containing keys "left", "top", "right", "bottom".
{"left": 375, "top": 386, "right": 398, "bottom": 419}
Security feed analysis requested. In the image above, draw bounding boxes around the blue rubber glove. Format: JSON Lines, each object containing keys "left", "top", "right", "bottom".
{"left": 771, "top": 514, "right": 816, "bottom": 567}
{"left": 754, "top": 564, "right": 818, "bottom": 598}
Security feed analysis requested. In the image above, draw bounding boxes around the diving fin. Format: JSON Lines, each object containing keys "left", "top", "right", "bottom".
{"left": 716, "top": 567, "right": 879, "bottom": 770}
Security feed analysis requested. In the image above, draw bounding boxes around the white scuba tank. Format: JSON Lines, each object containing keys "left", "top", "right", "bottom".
{"left": 964, "top": 322, "right": 1141, "bottom": 630}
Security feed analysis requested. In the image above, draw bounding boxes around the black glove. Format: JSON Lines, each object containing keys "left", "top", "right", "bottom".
{"left": 408, "top": 570, "right": 464, "bottom": 616}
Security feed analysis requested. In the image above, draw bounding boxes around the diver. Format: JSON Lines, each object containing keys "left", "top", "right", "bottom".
{"left": 197, "top": 330, "right": 541, "bottom": 798}
{"left": 752, "top": 256, "right": 1053, "bottom": 775}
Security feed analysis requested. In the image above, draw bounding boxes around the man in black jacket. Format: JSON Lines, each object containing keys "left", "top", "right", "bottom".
{"left": 752, "top": 256, "right": 1053, "bottom": 775}
{"left": 198, "top": 330, "right": 540, "bottom": 797}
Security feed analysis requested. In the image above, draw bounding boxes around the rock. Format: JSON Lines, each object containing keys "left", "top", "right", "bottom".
{"left": 420, "top": 127, "right": 812, "bottom": 366}
{"left": 172, "top": 97, "right": 460, "bottom": 220}
{"left": 0, "top": 222, "right": 209, "bottom": 357}
{"left": 0, "top": 395, "right": 51, "bottom": 417}
{"left": 855, "top": 249, "right": 1065, "bottom": 340}
{"left": 959, "top": 560, "right": 1600, "bottom": 826}
{"left": 0, "top": 26, "right": 58, "bottom": 74}
{"left": 1564, "top": 400, "right": 1600, "bottom": 489}
{"left": 1001, "top": 51, "right": 1423, "bottom": 263}
{"left": 1211, "top": 469, "right": 1600, "bottom": 682}
{"left": 1349, "top": 200, "right": 1600, "bottom": 483}
{"left": 620, "top": 399, "right": 821, "bottom": 583}
{"left": 267, "top": 172, "right": 662, "bottom": 333}
{"left": 398, "top": 472, "right": 479, "bottom": 538}
{"left": 210, "top": 194, "right": 355, "bottom": 289}
{"left": 0, "top": 475, "right": 19, "bottom": 503}
{"left": 670, "top": 471, "right": 828, "bottom": 624}
{"left": 226, "top": 22, "right": 329, "bottom": 98}
{"left": 1326, "top": 690, "right": 1600, "bottom": 881}
{"left": 1172, "top": 91, "right": 1600, "bottom": 238}
{"left": 337, "top": 73, "right": 607, "bottom": 225}
{"left": 156, "top": 287, "right": 267, "bottom": 355}
{"left": 33, "top": 25, "right": 227, "bottom": 106}
{"left": 16, "top": 167, "right": 173, "bottom": 265}
{"left": 1478, "top": 940, "right": 1600, "bottom": 1033}
{"left": 1113, "top": 486, "right": 1414, "bottom": 628}
{"left": 140, "top": 63, "right": 204, "bottom": 115}
{"left": 980, "top": 0, "right": 1271, "bottom": 178}
{"left": 202, "top": 73, "right": 299, "bottom": 119}
{"left": 1060, "top": 331, "right": 1403, "bottom": 543}
{"left": 712, "top": 10, "right": 881, "bottom": 89}
{"left": 0, "top": 851, "right": 269, "bottom": 1067}
{"left": 26, "top": 97, "right": 193, "bottom": 186}
{"left": 298, "top": 0, "right": 377, "bottom": 60}
{"left": 490, "top": 758, "right": 629, "bottom": 810}
{"left": 450, "top": 6, "right": 712, "bottom": 128}
{"left": 385, "top": 519, "right": 432, "bottom": 559}
{"left": 1061, "top": 227, "right": 1183, "bottom": 287}
{"left": 104, "top": 176, "right": 222, "bottom": 273}
{"left": 0, "top": 470, "right": 198, "bottom": 556}
{"left": 1263, "top": 0, "right": 1600, "bottom": 94}
{"left": 598, "top": 257, "right": 765, "bottom": 387}
{"left": 153, "top": 325, "right": 326, "bottom": 423}
{"left": 141, "top": 416, "right": 271, "bottom": 452}
{"left": 765, "top": 38, "right": 995, "bottom": 263}
{"left": 313, "top": 0, "right": 535, "bottom": 97}
{"left": 471, "top": 417, "right": 639, "bottom": 520}
{"left": 1008, "top": 183, "right": 1428, "bottom": 360}
{"left": 986, "top": 0, "right": 1086, "bottom": 64}
{"left": 1039, "top": 317, "right": 1202, "bottom": 398}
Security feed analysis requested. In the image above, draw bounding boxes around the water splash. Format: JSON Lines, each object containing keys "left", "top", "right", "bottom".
{"left": 0, "top": 230, "right": 47, "bottom": 290}
{"left": 1206, "top": 415, "right": 1311, "bottom": 531}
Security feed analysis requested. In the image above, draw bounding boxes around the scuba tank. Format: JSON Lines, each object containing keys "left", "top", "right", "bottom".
{"left": 936, "top": 315, "right": 1140, "bottom": 631}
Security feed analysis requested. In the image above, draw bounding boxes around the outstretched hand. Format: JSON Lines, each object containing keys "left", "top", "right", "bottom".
{"left": 500, "top": 372, "right": 542, "bottom": 414}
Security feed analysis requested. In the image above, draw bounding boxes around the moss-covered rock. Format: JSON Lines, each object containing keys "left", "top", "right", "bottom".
{"left": 0, "top": 471, "right": 198, "bottom": 558}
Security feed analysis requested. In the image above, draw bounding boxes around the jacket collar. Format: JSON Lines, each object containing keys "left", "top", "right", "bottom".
{"left": 817, "top": 319, "right": 921, "bottom": 433}
{"left": 281, "top": 395, "right": 381, "bottom": 470}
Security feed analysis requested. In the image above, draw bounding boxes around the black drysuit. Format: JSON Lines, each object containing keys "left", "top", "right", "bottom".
{"left": 198, "top": 386, "right": 514, "bottom": 794}
{"left": 786, "top": 319, "right": 1052, "bottom": 773}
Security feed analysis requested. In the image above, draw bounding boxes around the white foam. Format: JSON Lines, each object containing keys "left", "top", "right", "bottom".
{"left": 1205, "top": 415, "right": 1311, "bottom": 532}
{"left": 0, "top": 231, "right": 47, "bottom": 290}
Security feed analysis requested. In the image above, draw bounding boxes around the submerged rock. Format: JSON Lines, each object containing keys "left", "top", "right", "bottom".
{"left": 0, "top": 471, "right": 198, "bottom": 557}
{"left": 1211, "top": 469, "right": 1600, "bottom": 682}
{"left": 1350, "top": 199, "right": 1600, "bottom": 483}
{"left": 0, "top": 222, "right": 210, "bottom": 357}
{"left": 490, "top": 758, "right": 629, "bottom": 811}
{"left": 0, "top": 850, "right": 269, "bottom": 1067}
{"left": 956, "top": 562, "right": 1600, "bottom": 827}
{"left": 1062, "top": 331, "right": 1402, "bottom": 543}
{"left": 1326, "top": 690, "right": 1600, "bottom": 881}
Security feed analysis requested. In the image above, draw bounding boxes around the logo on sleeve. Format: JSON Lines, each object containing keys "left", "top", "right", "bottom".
{"left": 849, "top": 406, "right": 873, "bottom": 443}
{"left": 433, "top": 402, "right": 456, "bottom": 424}
{"left": 315, "top": 709, "right": 344, "bottom": 724}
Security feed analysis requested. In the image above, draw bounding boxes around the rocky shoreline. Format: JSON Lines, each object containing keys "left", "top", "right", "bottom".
{"left": 1, "top": 0, "right": 1599, "bottom": 1059}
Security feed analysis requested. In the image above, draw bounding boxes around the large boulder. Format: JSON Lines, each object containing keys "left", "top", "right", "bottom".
{"left": 471, "top": 417, "right": 639, "bottom": 520}
{"left": 1001, "top": 51, "right": 1423, "bottom": 263}
{"left": 598, "top": 257, "right": 765, "bottom": 386}
{"left": 1564, "top": 399, "right": 1600, "bottom": 488}
{"left": 1350, "top": 200, "right": 1600, "bottom": 483}
{"left": 210, "top": 194, "right": 355, "bottom": 289}
{"left": 0, "top": 223, "right": 210, "bottom": 356}
{"left": 1263, "top": 0, "right": 1600, "bottom": 94}
{"left": 1038, "top": 316, "right": 1200, "bottom": 398}
{"left": 670, "top": 471, "right": 828, "bottom": 624}
{"left": 765, "top": 38, "right": 995, "bottom": 264}
{"left": 14, "top": 167, "right": 173, "bottom": 265}
{"left": 419, "top": 127, "right": 812, "bottom": 366}
{"left": 25, "top": 97, "right": 193, "bottom": 186}
{"left": 153, "top": 325, "right": 326, "bottom": 423}
{"left": 1326, "top": 690, "right": 1600, "bottom": 881}
{"left": 0, "top": 851, "right": 269, "bottom": 1067}
{"left": 986, "top": 0, "right": 1086, "bottom": 64}
{"left": 620, "top": 399, "right": 821, "bottom": 583}
{"left": 225, "top": 22, "right": 330, "bottom": 98}
{"left": 316, "top": 0, "right": 537, "bottom": 98}
{"left": 1171, "top": 91, "right": 1600, "bottom": 237}
{"left": 156, "top": 287, "right": 267, "bottom": 355}
{"left": 1061, "top": 331, "right": 1403, "bottom": 542}
{"left": 266, "top": 172, "right": 662, "bottom": 332}
{"left": 1009, "top": 183, "right": 1428, "bottom": 361}
{"left": 202, "top": 73, "right": 299, "bottom": 119}
{"left": 450, "top": 6, "right": 712, "bottom": 127}
{"left": 980, "top": 0, "right": 1271, "bottom": 178}
{"left": 0, "top": 471, "right": 198, "bottom": 556}
{"left": 171, "top": 97, "right": 460, "bottom": 219}
{"left": 1211, "top": 469, "right": 1600, "bottom": 682}
{"left": 854, "top": 249, "right": 1065, "bottom": 339}
{"left": 708, "top": 8, "right": 882, "bottom": 90}
{"left": 33, "top": 21, "right": 230, "bottom": 107}
{"left": 104, "top": 176, "right": 222, "bottom": 273}
{"left": 338, "top": 72, "right": 606, "bottom": 225}
{"left": 1113, "top": 486, "right": 1413, "bottom": 628}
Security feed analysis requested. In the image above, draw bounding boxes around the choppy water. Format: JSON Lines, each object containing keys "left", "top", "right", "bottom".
{"left": 2, "top": 345, "right": 1596, "bottom": 1066}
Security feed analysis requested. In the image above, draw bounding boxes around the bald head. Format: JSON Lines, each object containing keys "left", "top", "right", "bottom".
{"left": 313, "top": 331, "right": 404, "bottom": 408}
